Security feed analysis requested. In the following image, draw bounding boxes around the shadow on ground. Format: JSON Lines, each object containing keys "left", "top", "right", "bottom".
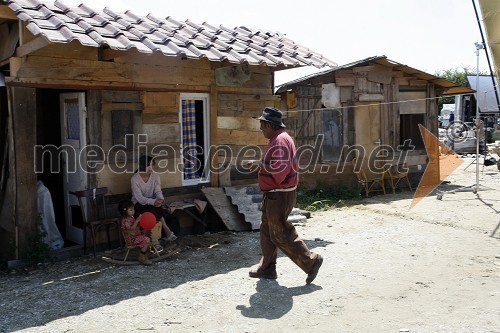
{"left": 236, "top": 279, "right": 322, "bottom": 319}
{"left": 0, "top": 230, "right": 333, "bottom": 332}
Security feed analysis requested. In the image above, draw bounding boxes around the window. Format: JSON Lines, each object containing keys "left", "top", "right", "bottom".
{"left": 400, "top": 114, "right": 424, "bottom": 149}
{"left": 321, "top": 109, "right": 342, "bottom": 161}
{"left": 399, "top": 91, "right": 426, "bottom": 149}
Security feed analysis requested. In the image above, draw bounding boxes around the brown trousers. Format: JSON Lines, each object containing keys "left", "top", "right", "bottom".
{"left": 257, "top": 190, "right": 317, "bottom": 274}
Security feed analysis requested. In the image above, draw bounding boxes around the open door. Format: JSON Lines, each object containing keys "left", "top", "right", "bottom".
{"left": 60, "top": 92, "right": 87, "bottom": 244}
{"left": 180, "top": 93, "right": 211, "bottom": 185}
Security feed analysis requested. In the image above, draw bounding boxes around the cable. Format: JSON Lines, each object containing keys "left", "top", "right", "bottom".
{"left": 284, "top": 92, "right": 474, "bottom": 113}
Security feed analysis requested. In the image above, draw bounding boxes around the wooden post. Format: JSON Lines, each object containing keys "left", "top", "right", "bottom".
{"left": 210, "top": 85, "right": 219, "bottom": 187}
{"left": 11, "top": 86, "right": 37, "bottom": 259}
{"left": 87, "top": 89, "right": 101, "bottom": 188}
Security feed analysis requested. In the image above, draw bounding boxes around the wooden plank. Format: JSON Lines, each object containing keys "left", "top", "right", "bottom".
{"left": 11, "top": 87, "right": 38, "bottom": 258}
{"left": 358, "top": 93, "right": 384, "bottom": 102}
{"left": 218, "top": 94, "right": 280, "bottom": 101}
{"left": 352, "top": 65, "right": 374, "bottom": 73}
{"left": 142, "top": 113, "right": 179, "bottom": 124}
{"left": 216, "top": 128, "right": 267, "bottom": 146}
{"left": 217, "top": 116, "right": 261, "bottom": 131}
{"left": 101, "top": 90, "right": 142, "bottom": 103}
{"left": 201, "top": 187, "right": 250, "bottom": 231}
{"left": 0, "top": 84, "right": 16, "bottom": 234}
{"left": 0, "top": 5, "right": 17, "bottom": 19}
{"left": 101, "top": 102, "right": 143, "bottom": 112}
{"left": 15, "top": 35, "right": 50, "bottom": 57}
{"left": 142, "top": 123, "right": 180, "bottom": 144}
{"left": 397, "top": 77, "right": 410, "bottom": 86}
{"left": 367, "top": 64, "right": 392, "bottom": 84}
{"left": 409, "top": 79, "right": 427, "bottom": 86}
{"left": 15, "top": 55, "right": 213, "bottom": 86}
{"left": 334, "top": 69, "right": 353, "bottom": 78}
{"left": 218, "top": 94, "right": 281, "bottom": 118}
{"left": 335, "top": 77, "right": 355, "bottom": 86}
{"left": 143, "top": 92, "right": 179, "bottom": 110}
{"left": 284, "top": 91, "right": 297, "bottom": 109}
{"left": 30, "top": 40, "right": 98, "bottom": 60}
{"left": 340, "top": 86, "right": 352, "bottom": 103}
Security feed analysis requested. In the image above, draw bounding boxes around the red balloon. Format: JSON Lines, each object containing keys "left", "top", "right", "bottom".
{"left": 139, "top": 212, "right": 157, "bottom": 230}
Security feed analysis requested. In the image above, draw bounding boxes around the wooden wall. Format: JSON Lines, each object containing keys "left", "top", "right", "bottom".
{"left": 9, "top": 42, "right": 279, "bottom": 193}
{"left": 280, "top": 63, "right": 438, "bottom": 189}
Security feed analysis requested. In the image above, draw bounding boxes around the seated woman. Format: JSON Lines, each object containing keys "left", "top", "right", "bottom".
{"left": 131, "top": 155, "right": 179, "bottom": 249}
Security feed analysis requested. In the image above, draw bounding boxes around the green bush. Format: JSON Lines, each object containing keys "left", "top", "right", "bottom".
{"left": 297, "top": 184, "right": 361, "bottom": 212}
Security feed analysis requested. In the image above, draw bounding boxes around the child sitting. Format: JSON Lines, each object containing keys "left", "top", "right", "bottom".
{"left": 118, "top": 200, "right": 152, "bottom": 265}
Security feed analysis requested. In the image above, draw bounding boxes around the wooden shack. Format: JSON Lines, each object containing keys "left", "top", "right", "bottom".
{"left": 276, "top": 56, "right": 474, "bottom": 189}
{"left": 0, "top": 0, "right": 335, "bottom": 260}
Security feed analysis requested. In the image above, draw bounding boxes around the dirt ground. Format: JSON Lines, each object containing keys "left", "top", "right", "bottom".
{"left": 1, "top": 157, "right": 499, "bottom": 333}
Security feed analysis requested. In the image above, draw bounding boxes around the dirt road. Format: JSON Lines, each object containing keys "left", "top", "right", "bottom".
{"left": 1, "top": 158, "right": 499, "bottom": 333}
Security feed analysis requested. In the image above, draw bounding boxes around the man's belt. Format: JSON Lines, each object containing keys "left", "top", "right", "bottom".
{"left": 268, "top": 186, "right": 297, "bottom": 193}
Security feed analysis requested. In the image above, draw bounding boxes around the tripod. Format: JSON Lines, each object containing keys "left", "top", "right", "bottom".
{"left": 436, "top": 42, "right": 485, "bottom": 200}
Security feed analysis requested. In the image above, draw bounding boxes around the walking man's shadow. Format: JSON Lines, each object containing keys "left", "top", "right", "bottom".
{"left": 236, "top": 279, "right": 322, "bottom": 319}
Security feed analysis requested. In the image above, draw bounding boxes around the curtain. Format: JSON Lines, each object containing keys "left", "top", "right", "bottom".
{"left": 182, "top": 100, "right": 198, "bottom": 179}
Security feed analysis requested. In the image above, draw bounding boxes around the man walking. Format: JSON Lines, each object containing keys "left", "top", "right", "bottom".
{"left": 249, "top": 107, "right": 323, "bottom": 284}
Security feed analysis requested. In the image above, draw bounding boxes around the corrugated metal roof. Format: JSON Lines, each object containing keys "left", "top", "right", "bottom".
{"left": 6, "top": 0, "right": 337, "bottom": 69}
{"left": 276, "top": 55, "right": 475, "bottom": 96}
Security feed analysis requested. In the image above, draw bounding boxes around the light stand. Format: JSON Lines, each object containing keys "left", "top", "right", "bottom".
{"left": 436, "top": 42, "right": 485, "bottom": 199}
{"left": 473, "top": 42, "right": 483, "bottom": 193}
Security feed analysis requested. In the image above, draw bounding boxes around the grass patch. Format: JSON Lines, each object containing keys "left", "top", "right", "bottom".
{"left": 296, "top": 184, "right": 361, "bottom": 212}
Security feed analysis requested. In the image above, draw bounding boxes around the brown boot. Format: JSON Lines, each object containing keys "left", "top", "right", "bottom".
{"left": 249, "top": 268, "right": 277, "bottom": 279}
{"left": 138, "top": 253, "right": 152, "bottom": 266}
{"left": 306, "top": 254, "right": 323, "bottom": 284}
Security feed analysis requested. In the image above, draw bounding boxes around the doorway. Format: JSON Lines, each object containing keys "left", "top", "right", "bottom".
{"left": 180, "top": 93, "right": 210, "bottom": 186}
{"left": 59, "top": 92, "right": 87, "bottom": 244}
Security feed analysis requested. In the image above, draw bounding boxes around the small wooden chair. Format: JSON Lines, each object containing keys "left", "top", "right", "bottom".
{"left": 71, "top": 187, "right": 121, "bottom": 256}
{"left": 352, "top": 157, "right": 387, "bottom": 197}
{"left": 121, "top": 228, "right": 161, "bottom": 262}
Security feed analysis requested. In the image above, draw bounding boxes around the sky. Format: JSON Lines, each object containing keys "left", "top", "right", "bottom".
{"left": 61, "top": 0, "right": 491, "bottom": 87}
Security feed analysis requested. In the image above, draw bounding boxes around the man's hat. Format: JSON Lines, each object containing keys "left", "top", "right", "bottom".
{"left": 254, "top": 107, "right": 286, "bottom": 128}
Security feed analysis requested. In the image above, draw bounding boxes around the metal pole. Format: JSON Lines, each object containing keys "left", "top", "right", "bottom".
{"left": 474, "top": 42, "right": 483, "bottom": 193}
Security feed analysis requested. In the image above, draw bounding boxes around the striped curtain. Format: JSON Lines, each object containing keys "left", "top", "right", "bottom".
{"left": 182, "top": 100, "right": 198, "bottom": 179}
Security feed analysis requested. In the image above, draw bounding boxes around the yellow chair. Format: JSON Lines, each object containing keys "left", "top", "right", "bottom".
{"left": 383, "top": 163, "right": 413, "bottom": 193}
{"left": 352, "top": 157, "right": 386, "bottom": 197}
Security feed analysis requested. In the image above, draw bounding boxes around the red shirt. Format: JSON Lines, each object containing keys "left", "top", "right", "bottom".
{"left": 258, "top": 129, "right": 299, "bottom": 191}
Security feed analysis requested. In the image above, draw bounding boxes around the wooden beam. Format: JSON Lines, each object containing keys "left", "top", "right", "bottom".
{"left": 0, "top": 5, "right": 17, "bottom": 20}
{"left": 10, "top": 86, "right": 38, "bottom": 259}
{"left": 15, "top": 36, "right": 50, "bottom": 57}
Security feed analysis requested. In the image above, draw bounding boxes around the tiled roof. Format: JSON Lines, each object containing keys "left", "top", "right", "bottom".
{"left": 6, "top": 0, "right": 337, "bottom": 69}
